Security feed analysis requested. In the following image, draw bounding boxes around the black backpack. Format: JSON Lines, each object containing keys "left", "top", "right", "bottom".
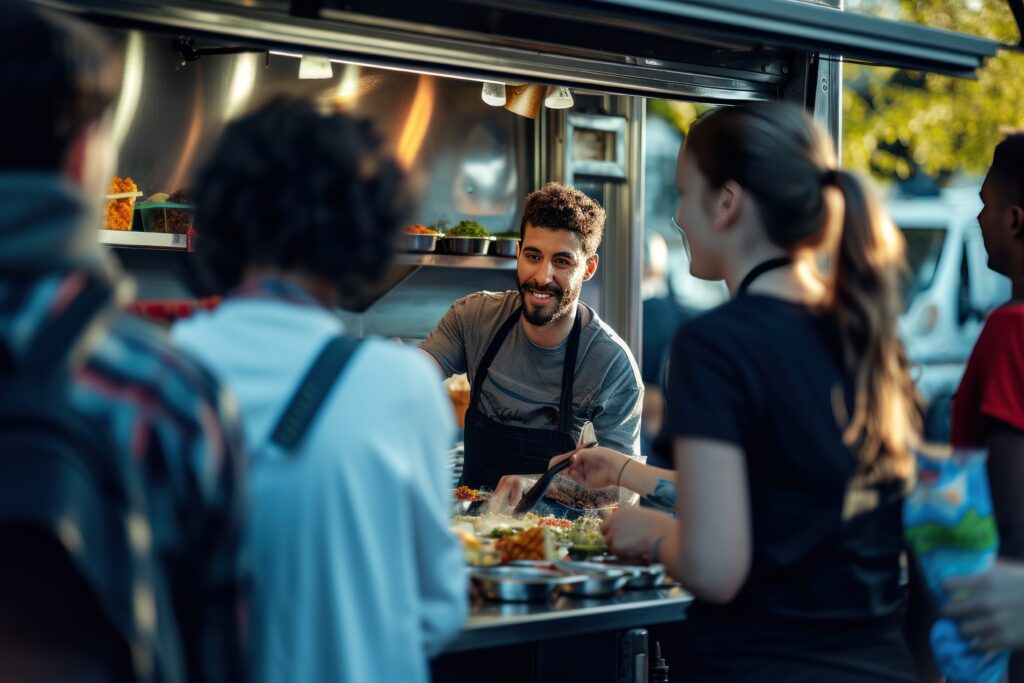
{"left": 0, "top": 279, "right": 183, "bottom": 683}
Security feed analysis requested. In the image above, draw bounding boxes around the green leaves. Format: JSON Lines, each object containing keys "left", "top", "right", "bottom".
{"left": 843, "top": 0, "right": 1024, "bottom": 183}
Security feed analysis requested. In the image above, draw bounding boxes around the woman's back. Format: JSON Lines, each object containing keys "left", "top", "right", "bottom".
{"left": 661, "top": 294, "right": 912, "bottom": 680}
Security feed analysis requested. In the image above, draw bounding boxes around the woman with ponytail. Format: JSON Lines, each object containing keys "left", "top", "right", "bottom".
{"left": 547, "top": 103, "right": 921, "bottom": 680}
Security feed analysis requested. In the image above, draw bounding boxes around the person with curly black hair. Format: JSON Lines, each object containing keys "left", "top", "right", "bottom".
{"left": 420, "top": 182, "right": 643, "bottom": 507}
{"left": 172, "top": 96, "right": 467, "bottom": 683}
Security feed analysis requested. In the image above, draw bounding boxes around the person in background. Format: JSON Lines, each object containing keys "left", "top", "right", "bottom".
{"left": 0, "top": 5, "right": 247, "bottom": 682}
{"left": 551, "top": 103, "right": 921, "bottom": 681}
{"left": 640, "top": 233, "right": 693, "bottom": 466}
{"left": 945, "top": 132, "right": 1024, "bottom": 680}
{"left": 419, "top": 182, "right": 643, "bottom": 498}
{"left": 174, "top": 96, "right": 467, "bottom": 683}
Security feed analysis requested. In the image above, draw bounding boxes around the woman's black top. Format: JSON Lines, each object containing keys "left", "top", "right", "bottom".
{"left": 657, "top": 294, "right": 914, "bottom": 682}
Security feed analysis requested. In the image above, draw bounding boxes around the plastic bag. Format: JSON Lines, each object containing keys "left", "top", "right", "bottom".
{"left": 904, "top": 447, "right": 1008, "bottom": 683}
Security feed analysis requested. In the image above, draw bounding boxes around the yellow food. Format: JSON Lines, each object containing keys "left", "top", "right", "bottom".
{"left": 104, "top": 176, "right": 138, "bottom": 231}
{"left": 496, "top": 526, "right": 556, "bottom": 562}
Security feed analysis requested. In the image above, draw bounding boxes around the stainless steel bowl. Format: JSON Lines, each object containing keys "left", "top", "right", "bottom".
{"left": 399, "top": 233, "right": 438, "bottom": 252}
{"left": 587, "top": 557, "right": 667, "bottom": 590}
{"left": 623, "top": 563, "right": 666, "bottom": 590}
{"left": 440, "top": 236, "right": 493, "bottom": 255}
{"left": 490, "top": 238, "right": 519, "bottom": 258}
{"left": 554, "top": 560, "right": 630, "bottom": 597}
{"left": 470, "top": 565, "right": 586, "bottom": 602}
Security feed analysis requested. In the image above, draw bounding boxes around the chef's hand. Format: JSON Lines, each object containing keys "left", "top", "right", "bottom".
{"left": 490, "top": 475, "right": 537, "bottom": 513}
{"left": 600, "top": 506, "right": 675, "bottom": 562}
{"left": 944, "top": 560, "right": 1024, "bottom": 651}
{"left": 549, "top": 446, "right": 631, "bottom": 490}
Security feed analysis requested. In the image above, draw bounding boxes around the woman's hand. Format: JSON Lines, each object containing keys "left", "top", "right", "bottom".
{"left": 944, "top": 560, "right": 1024, "bottom": 651}
{"left": 549, "top": 446, "right": 631, "bottom": 490}
{"left": 600, "top": 506, "right": 676, "bottom": 562}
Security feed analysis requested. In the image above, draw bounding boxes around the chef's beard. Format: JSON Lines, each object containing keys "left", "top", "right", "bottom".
{"left": 515, "top": 274, "right": 581, "bottom": 326}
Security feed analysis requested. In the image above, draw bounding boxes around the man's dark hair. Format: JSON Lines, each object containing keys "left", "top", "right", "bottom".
{"left": 0, "top": 3, "right": 120, "bottom": 170}
{"left": 192, "top": 96, "right": 411, "bottom": 295}
{"left": 990, "top": 132, "right": 1024, "bottom": 207}
{"left": 520, "top": 182, "right": 606, "bottom": 257}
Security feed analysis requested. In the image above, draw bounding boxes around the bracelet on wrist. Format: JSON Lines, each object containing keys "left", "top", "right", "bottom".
{"left": 615, "top": 458, "right": 631, "bottom": 488}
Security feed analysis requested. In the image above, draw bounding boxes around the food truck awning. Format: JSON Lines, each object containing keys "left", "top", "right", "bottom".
{"left": 46, "top": 0, "right": 1002, "bottom": 101}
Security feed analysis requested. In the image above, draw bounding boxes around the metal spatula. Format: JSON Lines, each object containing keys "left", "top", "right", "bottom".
{"left": 514, "top": 440, "right": 597, "bottom": 515}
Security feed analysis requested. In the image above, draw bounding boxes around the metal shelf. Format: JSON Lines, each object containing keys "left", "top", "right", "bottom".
{"left": 394, "top": 253, "right": 517, "bottom": 270}
{"left": 99, "top": 230, "right": 188, "bottom": 250}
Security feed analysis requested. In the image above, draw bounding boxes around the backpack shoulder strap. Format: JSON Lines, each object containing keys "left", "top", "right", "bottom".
{"left": 269, "top": 336, "right": 362, "bottom": 452}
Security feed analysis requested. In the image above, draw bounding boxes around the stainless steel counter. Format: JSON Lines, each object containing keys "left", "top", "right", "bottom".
{"left": 445, "top": 586, "right": 691, "bottom": 653}
{"left": 434, "top": 587, "right": 690, "bottom": 682}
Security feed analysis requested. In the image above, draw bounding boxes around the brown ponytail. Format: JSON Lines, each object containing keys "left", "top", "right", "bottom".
{"left": 687, "top": 104, "right": 920, "bottom": 476}
{"left": 829, "top": 170, "right": 920, "bottom": 476}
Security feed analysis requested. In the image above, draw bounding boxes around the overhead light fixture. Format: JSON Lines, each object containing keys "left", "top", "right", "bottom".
{"left": 504, "top": 84, "right": 545, "bottom": 119}
{"left": 298, "top": 55, "right": 333, "bottom": 79}
{"left": 544, "top": 86, "right": 574, "bottom": 109}
{"left": 481, "top": 82, "right": 506, "bottom": 106}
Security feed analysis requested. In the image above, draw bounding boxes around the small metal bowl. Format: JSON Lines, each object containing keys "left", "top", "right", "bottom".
{"left": 554, "top": 560, "right": 630, "bottom": 597}
{"left": 399, "top": 233, "right": 438, "bottom": 252}
{"left": 623, "top": 563, "right": 666, "bottom": 590}
{"left": 490, "top": 238, "right": 519, "bottom": 258}
{"left": 440, "top": 236, "right": 493, "bottom": 255}
{"left": 587, "top": 556, "right": 667, "bottom": 590}
{"left": 470, "top": 565, "right": 586, "bottom": 602}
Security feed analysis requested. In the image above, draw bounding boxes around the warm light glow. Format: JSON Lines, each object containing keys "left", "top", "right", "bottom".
{"left": 333, "top": 63, "right": 361, "bottom": 108}
{"left": 169, "top": 76, "right": 206, "bottom": 192}
{"left": 396, "top": 75, "right": 436, "bottom": 170}
{"left": 111, "top": 31, "right": 144, "bottom": 151}
{"left": 224, "top": 53, "right": 258, "bottom": 120}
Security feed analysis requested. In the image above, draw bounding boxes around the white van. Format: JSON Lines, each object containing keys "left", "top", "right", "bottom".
{"left": 892, "top": 189, "right": 1012, "bottom": 441}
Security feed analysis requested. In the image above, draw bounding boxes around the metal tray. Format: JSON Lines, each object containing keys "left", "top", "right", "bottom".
{"left": 470, "top": 565, "right": 586, "bottom": 603}
{"left": 399, "top": 233, "right": 438, "bottom": 252}
{"left": 440, "top": 236, "right": 493, "bottom": 255}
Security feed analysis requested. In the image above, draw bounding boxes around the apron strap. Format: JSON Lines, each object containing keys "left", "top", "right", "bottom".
{"left": 557, "top": 309, "right": 583, "bottom": 433}
{"left": 469, "top": 306, "right": 523, "bottom": 409}
{"left": 469, "top": 303, "right": 583, "bottom": 434}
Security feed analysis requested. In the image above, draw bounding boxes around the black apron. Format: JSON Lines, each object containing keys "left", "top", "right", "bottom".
{"left": 460, "top": 306, "right": 582, "bottom": 490}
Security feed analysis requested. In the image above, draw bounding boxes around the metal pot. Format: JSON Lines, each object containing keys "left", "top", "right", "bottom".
{"left": 399, "top": 233, "right": 438, "bottom": 252}
{"left": 470, "top": 565, "right": 586, "bottom": 602}
{"left": 490, "top": 238, "right": 519, "bottom": 258}
{"left": 440, "top": 236, "right": 493, "bottom": 255}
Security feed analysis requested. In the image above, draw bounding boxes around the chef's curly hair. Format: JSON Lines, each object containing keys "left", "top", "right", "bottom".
{"left": 192, "top": 95, "right": 411, "bottom": 295}
{"left": 520, "top": 182, "right": 606, "bottom": 257}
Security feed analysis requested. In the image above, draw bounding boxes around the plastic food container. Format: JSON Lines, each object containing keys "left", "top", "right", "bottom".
{"left": 103, "top": 191, "right": 142, "bottom": 231}
{"left": 440, "top": 236, "right": 494, "bottom": 255}
{"left": 138, "top": 201, "right": 194, "bottom": 234}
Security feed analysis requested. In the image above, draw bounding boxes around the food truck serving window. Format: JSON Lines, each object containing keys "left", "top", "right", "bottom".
{"left": 56, "top": 0, "right": 1001, "bottom": 102}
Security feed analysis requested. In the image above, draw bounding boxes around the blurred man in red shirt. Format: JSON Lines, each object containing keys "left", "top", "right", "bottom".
{"left": 946, "top": 133, "right": 1024, "bottom": 680}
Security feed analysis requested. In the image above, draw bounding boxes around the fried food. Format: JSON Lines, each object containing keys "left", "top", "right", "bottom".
{"left": 104, "top": 176, "right": 138, "bottom": 231}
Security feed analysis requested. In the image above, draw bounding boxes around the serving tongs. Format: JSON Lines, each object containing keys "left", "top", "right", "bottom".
{"left": 513, "top": 440, "right": 597, "bottom": 515}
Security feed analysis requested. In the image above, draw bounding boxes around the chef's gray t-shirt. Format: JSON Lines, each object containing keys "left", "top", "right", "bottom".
{"left": 420, "top": 290, "right": 643, "bottom": 456}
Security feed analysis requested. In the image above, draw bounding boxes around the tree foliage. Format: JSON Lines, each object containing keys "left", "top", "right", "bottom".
{"left": 843, "top": 0, "right": 1024, "bottom": 183}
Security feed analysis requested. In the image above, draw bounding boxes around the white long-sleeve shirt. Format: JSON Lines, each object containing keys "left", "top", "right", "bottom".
{"left": 173, "top": 289, "right": 467, "bottom": 683}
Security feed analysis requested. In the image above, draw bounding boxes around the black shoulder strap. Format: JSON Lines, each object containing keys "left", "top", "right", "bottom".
{"left": 20, "top": 278, "right": 114, "bottom": 376}
{"left": 269, "top": 336, "right": 362, "bottom": 452}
